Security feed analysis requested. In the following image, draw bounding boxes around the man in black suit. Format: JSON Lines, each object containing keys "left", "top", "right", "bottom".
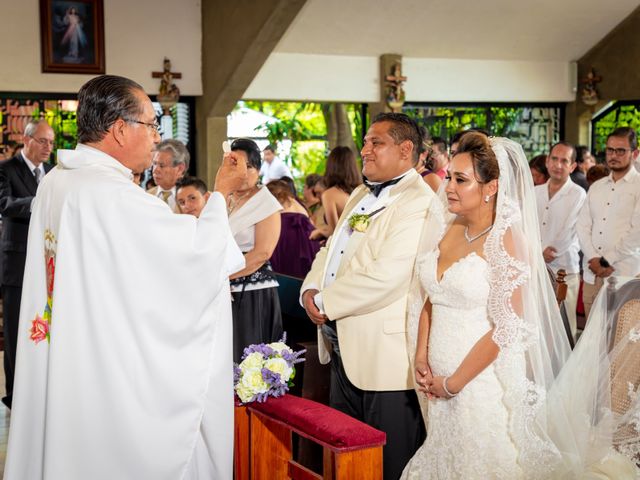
{"left": 0, "top": 120, "right": 54, "bottom": 408}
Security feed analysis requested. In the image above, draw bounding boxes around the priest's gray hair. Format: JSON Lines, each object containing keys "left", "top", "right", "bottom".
{"left": 155, "top": 139, "right": 190, "bottom": 170}
{"left": 77, "top": 75, "right": 145, "bottom": 144}
{"left": 24, "top": 119, "right": 51, "bottom": 138}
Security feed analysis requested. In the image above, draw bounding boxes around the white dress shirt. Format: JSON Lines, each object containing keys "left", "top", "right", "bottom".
{"left": 577, "top": 167, "right": 640, "bottom": 283}
{"left": 22, "top": 152, "right": 46, "bottom": 211}
{"left": 535, "top": 179, "right": 586, "bottom": 274}
{"left": 22, "top": 152, "right": 45, "bottom": 180}
{"left": 259, "top": 157, "right": 293, "bottom": 184}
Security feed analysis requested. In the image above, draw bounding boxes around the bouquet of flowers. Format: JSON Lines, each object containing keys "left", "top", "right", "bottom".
{"left": 234, "top": 333, "right": 306, "bottom": 404}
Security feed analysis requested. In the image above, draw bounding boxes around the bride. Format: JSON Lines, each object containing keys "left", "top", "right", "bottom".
{"left": 402, "top": 132, "right": 639, "bottom": 479}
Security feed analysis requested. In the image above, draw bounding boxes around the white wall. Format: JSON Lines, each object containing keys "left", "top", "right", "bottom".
{"left": 243, "top": 52, "right": 577, "bottom": 103}
{"left": 0, "top": 0, "right": 202, "bottom": 95}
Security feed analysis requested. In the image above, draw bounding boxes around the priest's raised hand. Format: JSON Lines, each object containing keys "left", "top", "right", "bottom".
{"left": 215, "top": 150, "right": 248, "bottom": 197}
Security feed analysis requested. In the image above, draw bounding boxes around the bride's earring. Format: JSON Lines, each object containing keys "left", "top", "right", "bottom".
{"left": 484, "top": 195, "right": 490, "bottom": 203}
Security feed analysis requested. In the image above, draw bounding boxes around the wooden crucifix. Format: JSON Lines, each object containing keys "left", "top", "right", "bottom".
{"left": 385, "top": 62, "right": 407, "bottom": 112}
{"left": 152, "top": 58, "right": 182, "bottom": 114}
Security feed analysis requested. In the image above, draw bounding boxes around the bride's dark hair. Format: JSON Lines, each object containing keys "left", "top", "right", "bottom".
{"left": 454, "top": 131, "right": 499, "bottom": 184}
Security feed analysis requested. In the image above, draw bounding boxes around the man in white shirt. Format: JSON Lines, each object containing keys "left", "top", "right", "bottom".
{"left": 259, "top": 144, "right": 292, "bottom": 184}
{"left": 535, "top": 142, "right": 586, "bottom": 339}
{"left": 577, "top": 127, "right": 640, "bottom": 318}
{"left": 148, "top": 139, "right": 189, "bottom": 212}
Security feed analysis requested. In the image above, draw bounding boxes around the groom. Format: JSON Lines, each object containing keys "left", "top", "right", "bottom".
{"left": 301, "top": 113, "right": 435, "bottom": 479}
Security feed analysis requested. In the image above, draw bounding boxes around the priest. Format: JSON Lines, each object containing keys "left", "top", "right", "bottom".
{"left": 4, "top": 75, "right": 246, "bottom": 480}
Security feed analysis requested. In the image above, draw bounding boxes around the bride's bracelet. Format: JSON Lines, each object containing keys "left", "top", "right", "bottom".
{"left": 442, "top": 376, "right": 458, "bottom": 398}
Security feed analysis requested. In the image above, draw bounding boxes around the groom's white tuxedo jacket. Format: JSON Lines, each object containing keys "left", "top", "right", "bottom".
{"left": 302, "top": 169, "right": 435, "bottom": 391}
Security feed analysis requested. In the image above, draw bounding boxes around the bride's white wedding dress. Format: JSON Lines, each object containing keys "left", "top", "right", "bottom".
{"left": 402, "top": 136, "right": 639, "bottom": 479}
{"left": 402, "top": 249, "right": 523, "bottom": 479}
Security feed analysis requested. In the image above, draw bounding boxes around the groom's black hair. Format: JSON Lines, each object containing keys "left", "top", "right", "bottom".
{"left": 371, "top": 112, "right": 424, "bottom": 164}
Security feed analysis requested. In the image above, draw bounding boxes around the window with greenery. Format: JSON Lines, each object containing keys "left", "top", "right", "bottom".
{"left": 236, "top": 101, "right": 365, "bottom": 178}
{"left": 591, "top": 102, "right": 640, "bottom": 156}
{"left": 403, "top": 104, "right": 563, "bottom": 159}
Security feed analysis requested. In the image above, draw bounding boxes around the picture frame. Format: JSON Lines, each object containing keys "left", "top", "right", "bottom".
{"left": 39, "top": 0, "right": 105, "bottom": 74}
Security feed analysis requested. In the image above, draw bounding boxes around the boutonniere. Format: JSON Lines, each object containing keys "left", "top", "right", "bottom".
{"left": 348, "top": 207, "right": 386, "bottom": 233}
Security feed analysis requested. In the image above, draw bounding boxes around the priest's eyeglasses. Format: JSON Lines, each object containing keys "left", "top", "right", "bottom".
{"left": 125, "top": 118, "right": 161, "bottom": 134}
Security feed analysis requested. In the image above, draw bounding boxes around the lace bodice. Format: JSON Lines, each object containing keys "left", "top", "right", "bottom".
{"left": 420, "top": 249, "right": 489, "bottom": 310}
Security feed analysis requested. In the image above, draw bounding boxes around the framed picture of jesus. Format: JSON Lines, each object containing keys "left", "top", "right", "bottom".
{"left": 39, "top": 0, "right": 105, "bottom": 74}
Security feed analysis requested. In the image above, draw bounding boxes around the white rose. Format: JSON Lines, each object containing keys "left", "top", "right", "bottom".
{"left": 264, "top": 357, "right": 293, "bottom": 382}
{"left": 240, "top": 368, "right": 269, "bottom": 395}
{"left": 240, "top": 352, "right": 264, "bottom": 372}
{"left": 235, "top": 382, "right": 255, "bottom": 403}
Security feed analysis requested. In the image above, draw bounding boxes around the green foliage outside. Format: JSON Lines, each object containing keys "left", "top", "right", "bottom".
{"left": 592, "top": 103, "right": 640, "bottom": 155}
{"left": 31, "top": 101, "right": 78, "bottom": 163}
{"left": 404, "top": 105, "right": 560, "bottom": 158}
{"left": 239, "top": 101, "right": 363, "bottom": 185}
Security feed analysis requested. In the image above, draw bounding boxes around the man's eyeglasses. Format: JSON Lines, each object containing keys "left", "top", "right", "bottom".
{"left": 125, "top": 118, "right": 161, "bottom": 134}
{"left": 31, "top": 137, "right": 55, "bottom": 147}
{"left": 605, "top": 147, "right": 633, "bottom": 156}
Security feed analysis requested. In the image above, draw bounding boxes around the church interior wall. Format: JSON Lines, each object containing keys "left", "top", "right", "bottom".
{"left": 565, "top": 6, "right": 640, "bottom": 144}
{"left": 242, "top": 52, "right": 576, "bottom": 103}
{"left": 0, "top": 0, "right": 202, "bottom": 95}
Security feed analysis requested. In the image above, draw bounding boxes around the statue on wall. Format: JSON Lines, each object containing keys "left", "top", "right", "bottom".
{"left": 153, "top": 58, "right": 182, "bottom": 115}
{"left": 385, "top": 62, "right": 407, "bottom": 112}
{"left": 580, "top": 67, "right": 602, "bottom": 106}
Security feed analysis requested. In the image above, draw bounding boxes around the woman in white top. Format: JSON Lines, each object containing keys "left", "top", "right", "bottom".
{"left": 227, "top": 139, "right": 283, "bottom": 362}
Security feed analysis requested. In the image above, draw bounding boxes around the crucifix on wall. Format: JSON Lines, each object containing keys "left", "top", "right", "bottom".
{"left": 152, "top": 58, "right": 182, "bottom": 139}
{"left": 152, "top": 58, "right": 182, "bottom": 115}
{"left": 385, "top": 62, "right": 407, "bottom": 112}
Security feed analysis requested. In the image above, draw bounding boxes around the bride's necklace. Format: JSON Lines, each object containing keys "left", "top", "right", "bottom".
{"left": 464, "top": 224, "right": 493, "bottom": 243}
{"left": 227, "top": 188, "right": 255, "bottom": 214}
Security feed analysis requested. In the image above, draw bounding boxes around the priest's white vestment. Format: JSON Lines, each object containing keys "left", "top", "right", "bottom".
{"left": 4, "top": 145, "right": 244, "bottom": 480}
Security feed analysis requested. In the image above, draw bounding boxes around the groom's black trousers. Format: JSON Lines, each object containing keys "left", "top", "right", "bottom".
{"left": 328, "top": 346, "right": 425, "bottom": 480}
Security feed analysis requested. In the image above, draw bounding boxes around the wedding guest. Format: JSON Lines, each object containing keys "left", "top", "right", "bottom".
{"left": 267, "top": 180, "right": 320, "bottom": 278}
{"left": 577, "top": 127, "right": 640, "bottom": 318}
{"left": 571, "top": 145, "right": 594, "bottom": 190}
{"left": 529, "top": 154, "right": 549, "bottom": 185}
{"left": 148, "top": 139, "right": 189, "bottom": 213}
{"left": 176, "top": 176, "right": 209, "bottom": 218}
{"left": 259, "top": 144, "right": 292, "bottom": 184}
{"left": 535, "top": 142, "right": 586, "bottom": 340}
{"left": 309, "top": 146, "right": 361, "bottom": 240}
{"left": 227, "top": 138, "right": 284, "bottom": 362}
{"left": 303, "top": 173, "right": 326, "bottom": 223}
{"left": 427, "top": 137, "right": 449, "bottom": 179}
{"left": 586, "top": 163, "right": 609, "bottom": 185}
{"left": 302, "top": 113, "right": 435, "bottom": 479}
{"left": 415, "top": 135, "right": 444, "bottom": 193}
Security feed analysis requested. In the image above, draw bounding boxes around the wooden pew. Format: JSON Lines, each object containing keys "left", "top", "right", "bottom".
{"left": 235, "top": 394, "right": 386, "bottom": 479}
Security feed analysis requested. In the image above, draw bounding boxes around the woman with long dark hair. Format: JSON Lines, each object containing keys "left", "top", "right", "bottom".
{"left": 310, "top": 146, "right": 361, "bottom": 240}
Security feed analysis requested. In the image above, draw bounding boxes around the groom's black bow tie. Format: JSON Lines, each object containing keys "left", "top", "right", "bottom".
{"left": 363, "top": 176, "right": 404, "bottom": 197}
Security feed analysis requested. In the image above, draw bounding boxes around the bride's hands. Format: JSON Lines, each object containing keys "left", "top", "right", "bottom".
{"left": 426, "top": 376, "right": 460, "bottom": 399}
